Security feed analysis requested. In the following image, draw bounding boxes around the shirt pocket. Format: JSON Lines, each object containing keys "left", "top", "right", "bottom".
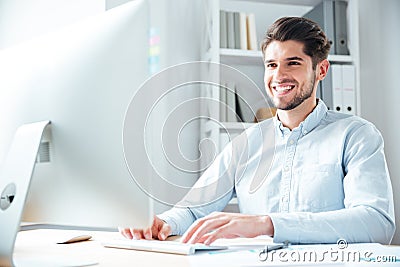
{"left": 293, "top": 164, "right": 344, "bottom": 212}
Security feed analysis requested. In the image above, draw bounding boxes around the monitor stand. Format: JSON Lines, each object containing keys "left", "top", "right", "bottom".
{"left": 0, "top": 121, "right": 50, "bottom": 267}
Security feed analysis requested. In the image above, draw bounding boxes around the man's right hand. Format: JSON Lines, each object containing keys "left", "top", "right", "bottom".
{"left": 119, "top": 215, "right": 172, "bottom": 241}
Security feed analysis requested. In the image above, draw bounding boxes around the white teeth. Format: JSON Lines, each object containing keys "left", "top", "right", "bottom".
{"left": 274, "top": 85, "right": 293, "bottom": 92}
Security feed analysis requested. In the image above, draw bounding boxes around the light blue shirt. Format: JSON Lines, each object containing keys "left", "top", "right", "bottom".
{"left": 159, "top": 100, "right": 395, "bottom": 244}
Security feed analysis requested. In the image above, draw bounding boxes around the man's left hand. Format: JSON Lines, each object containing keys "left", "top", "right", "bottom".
{"left": 181, "top": 212, "right": 274, "bottom": 245}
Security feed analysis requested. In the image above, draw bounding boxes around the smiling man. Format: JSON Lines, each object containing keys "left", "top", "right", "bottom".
{"left": 120, "top": 17, "right": 395, "bottom": 245}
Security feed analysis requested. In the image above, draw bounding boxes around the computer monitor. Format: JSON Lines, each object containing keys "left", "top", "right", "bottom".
{"left": 0, "top": 0, "right": 153, "bottom": 230}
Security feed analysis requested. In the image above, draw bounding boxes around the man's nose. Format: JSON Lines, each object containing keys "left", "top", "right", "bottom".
{"left": 273, "top": 65, "right": 288, "bottom": 80}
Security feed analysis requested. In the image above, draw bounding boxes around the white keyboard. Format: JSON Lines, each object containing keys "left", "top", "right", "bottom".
{"left": 102, "top": 239, "right": 228, "bottom": 255}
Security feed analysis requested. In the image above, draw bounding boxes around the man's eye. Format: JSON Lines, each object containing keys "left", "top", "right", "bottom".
{"left": 288, "top": 61, "right": 300, "bottom": 65}
{"left": 266, "top": 63, "right": 277, "bottom": 68}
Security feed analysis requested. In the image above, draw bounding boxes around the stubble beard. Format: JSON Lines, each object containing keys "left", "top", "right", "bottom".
{"left": 269, "top": 74, "right": 316, "bottom": 111}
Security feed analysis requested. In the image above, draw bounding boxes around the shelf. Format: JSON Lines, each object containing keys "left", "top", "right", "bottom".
{"left": 221, "top": 122, "right": 255, "bottom": 130}
{"left": 327, "top": 54, "right": 353, "bottom": 63}
{"left": 220, "top": 48, "right": 263, "bottom": 65}
{"left": 227, "top": 0, "right": 322, "bottom": 6}
{"left": 205, "top": 120, "right": 255, "bottom": 133}
{"left": 219, "top": 48, "right": 353, "bottom": 65}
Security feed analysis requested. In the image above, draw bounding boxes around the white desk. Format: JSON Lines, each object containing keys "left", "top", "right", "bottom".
{"left": 14, "top": 229, "right": 192, "bottom": 267}
{"left": 13, "top": 229, "right": 400, "bottom": 267}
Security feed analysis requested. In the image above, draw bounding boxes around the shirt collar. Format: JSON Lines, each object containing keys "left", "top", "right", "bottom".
{"left": 273, "top": 100, "right": 328, "bottom": 137}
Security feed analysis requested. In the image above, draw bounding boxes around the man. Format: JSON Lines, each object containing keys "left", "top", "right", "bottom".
{"left": 120, "top": 17, "right": 395, "bottom": 244}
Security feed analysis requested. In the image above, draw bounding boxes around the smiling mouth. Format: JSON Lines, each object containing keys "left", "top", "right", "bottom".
{"left": 272, "top": 84, "right": 296, "bottom": 93}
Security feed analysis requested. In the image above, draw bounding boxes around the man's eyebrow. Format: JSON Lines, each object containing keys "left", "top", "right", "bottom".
{"left": 264, "top": 56, "right": 304, "bottom": 64}
{"left": 264, "top": 59, "right": 275, "bottom": 64}
{"left": 286, "top": 56, "right": 304, "bottom": 61}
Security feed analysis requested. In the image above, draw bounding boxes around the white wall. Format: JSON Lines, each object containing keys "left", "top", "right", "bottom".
{"left": 0, "top": 0, "right": 105, "bottom": 50}
{"left": 358, "top": 0, "right": 400, "bottom": 244}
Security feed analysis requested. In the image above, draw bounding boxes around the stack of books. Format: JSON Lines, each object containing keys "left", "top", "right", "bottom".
{"left": 220, "top": 10, "right": 258, "bottom": 50}
{"left": 220, "top": 82, "right": 255, "bottom": 123}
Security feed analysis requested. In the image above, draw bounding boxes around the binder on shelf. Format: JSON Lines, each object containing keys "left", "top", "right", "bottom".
{"left": 331, "top": 64, "right": 343, "bottom": 112}
{"left": 303, "top": 0, "right": 349, "bottom": 55}
{"left": 246, "top": 13, "right": 258, "bottom": 51}
{"left": 341, "top": 65, "right": 356, "bottom": 115}
{"left": 226, "top": 11, "right": 235, "bottom": 49}
{"left": 239, "top": 12, "right": 248, "bottom": 50}
{"left": 317, "top": 83, "right": 322, "bottom": 100}
{"left": 233, "top": 12, "right": 240, "bottom": 49}
{"left": 323, "top": 64, "right": 356, "bottom": 115}
{"left": 235, "top": 85, "right": 255, "bottom": 123}
{"left": 334, "top": 0, "right": 349, "bottom": 55}
{"left": 220, "top": 10, "right": 227, "bottom": 49}
{"left": 219, "top": 85, "right": 227, "bottom": 121}
{"left": 225, "top": 81, "right": 237, "bottom": 122}
{"left": 321, "top": 66, "right": 333, "bottom": 111}
{"left": 235, "top": 89, "right": 244, "bottom": 122}
{"left": 303, "top": 0, "right": 335, "bottom": 55}
{"left": 220, "top": 10, "right": 253, "bottom": 51}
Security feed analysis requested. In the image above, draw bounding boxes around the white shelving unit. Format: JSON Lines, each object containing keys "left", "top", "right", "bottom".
{"left": 220, "top": 48, "right": 354, "bottom": 65}
{"left": 200, "top": 0, "right": 360, "bottom": 171}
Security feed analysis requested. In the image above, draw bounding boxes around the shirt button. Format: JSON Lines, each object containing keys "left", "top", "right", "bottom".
{"left": 303, "top": 130, "right": 308, "bottom": 135}
{"left": 284, "top": 166, "right": 289, "bottom": 172}
{"left": 289, "top": 139, "right": 294, "bottom": 145}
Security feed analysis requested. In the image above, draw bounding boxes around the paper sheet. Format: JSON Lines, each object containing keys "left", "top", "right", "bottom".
{"left": 188, "top": 242, "right": 400, "bottom": 267}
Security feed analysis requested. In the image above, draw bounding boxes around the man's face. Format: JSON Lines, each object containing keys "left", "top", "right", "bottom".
{"left": 263, "top": 40, "right": 317, "bottom": 111}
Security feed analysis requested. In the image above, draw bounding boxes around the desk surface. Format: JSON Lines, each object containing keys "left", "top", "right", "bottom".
{"left": 13, "top": 229, "right": 400, "bottom": 267}
{"left": 15, "top": 229, "right": 272, "bottom": 267}
{"left": 14, "top": 229, "right": 194, "bottom": 267}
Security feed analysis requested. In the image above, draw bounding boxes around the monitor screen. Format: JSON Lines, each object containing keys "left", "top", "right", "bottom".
{"left": 0, "top": 0, "right": 153, "bottom": 230}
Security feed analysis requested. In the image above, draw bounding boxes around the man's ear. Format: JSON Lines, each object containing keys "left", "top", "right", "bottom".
{"left": 317, "top": 59, "right": 330, "bottom": 81}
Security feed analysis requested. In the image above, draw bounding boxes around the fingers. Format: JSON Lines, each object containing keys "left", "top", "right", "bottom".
{"left": 118, "top": 227, "right": 133, "bottom": 239}
{"left": 181, "top": 213, "right": 272, "bottom": 245}
{"left": 157, "top": 222, "right": 172, "bottom": 241}
{"left": 181, "top": 217, "right": 206, "bottom": 243}
{"left": 182, "top": 212, "right": 227, "bottom": 244}
{"left": 199, "top": 223, "right": 237, "bottom": 245}
{"left": 131, "top": 228, "right": 145, "bottom": 239}
{"left": 119, "top": 227, "right": 151, "bottom": 240}
{"left": 143, "top": 227, "right": 153, "bottom": 240}
{"left": 118, "top": 227, "right": 144, "bottom": 239}
{"left": 118, "top": 215, "right": 171, "bottom": 241}
{"left": 188, "top": 219, "right": 232, "bottom": 245}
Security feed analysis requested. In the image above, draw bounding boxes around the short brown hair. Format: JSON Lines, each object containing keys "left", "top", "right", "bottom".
{"left": 261, "top": 17, "right": 331, "bottom": 69}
